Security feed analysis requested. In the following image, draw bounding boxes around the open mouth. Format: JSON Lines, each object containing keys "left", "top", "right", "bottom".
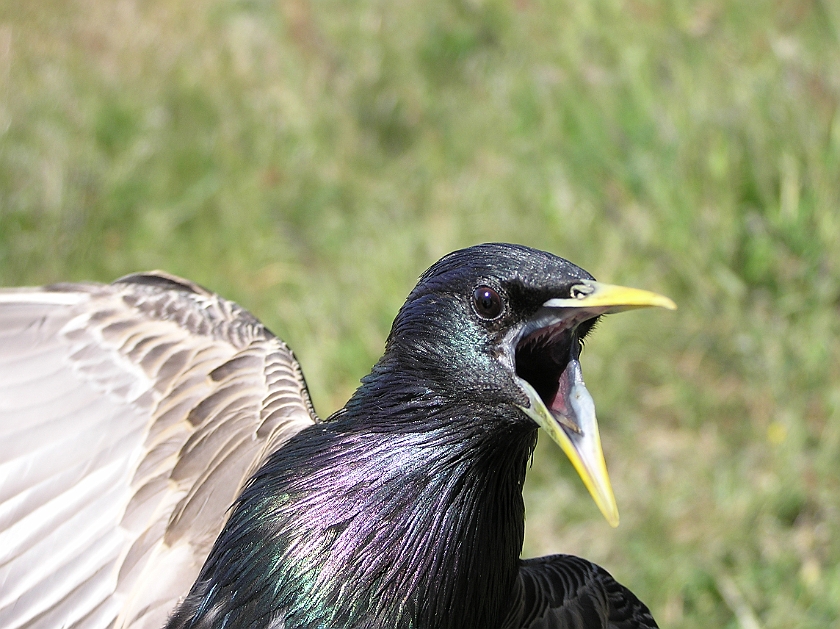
{"left": 511, "top": 312, "right": 619, "bottom": 527}
{"left": 514, "top": 318, "right": 588, "bottom": 430}
{"left": 508, "top": 279, "right": 675, "bottom": 527}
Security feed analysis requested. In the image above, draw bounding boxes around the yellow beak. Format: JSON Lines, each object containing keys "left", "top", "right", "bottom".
{"left": 518, "top": 281, "right": 675, "bottom": 527}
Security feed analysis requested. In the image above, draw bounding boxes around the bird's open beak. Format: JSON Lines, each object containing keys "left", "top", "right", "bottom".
{"left": 517, "top": 280, "right": 675, "bottom": 527}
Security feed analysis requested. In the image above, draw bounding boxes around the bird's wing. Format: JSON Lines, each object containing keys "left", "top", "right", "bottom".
{"left": 0, "top": 272, "right": 318, "bottom": 629}
{"left": 505, "top": 555, "right": 658, "bottom": 629}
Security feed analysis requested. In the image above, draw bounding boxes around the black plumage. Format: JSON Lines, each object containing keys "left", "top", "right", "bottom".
{"left": 166, "top": 244, "right": 665, "bottom": 629}
{"left": 0, "top": 243, "right": 671, "bottom": 629}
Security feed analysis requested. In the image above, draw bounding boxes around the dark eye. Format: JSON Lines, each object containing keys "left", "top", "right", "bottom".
{"left": 472, "top": 285, "right": 503, "bottom": 319}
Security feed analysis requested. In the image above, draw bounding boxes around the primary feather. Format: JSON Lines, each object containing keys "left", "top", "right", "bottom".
{"left": 0, "top": 244, "right": 660, "bottom": 629}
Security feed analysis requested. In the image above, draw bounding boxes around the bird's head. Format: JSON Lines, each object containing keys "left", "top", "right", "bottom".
{"left": 380, "top": 243, "right": 675, "bottom": 527}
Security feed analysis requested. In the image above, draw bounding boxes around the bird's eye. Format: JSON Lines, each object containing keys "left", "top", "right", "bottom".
{"left": 472, "top": 286, "right": 503, "bottom": 320}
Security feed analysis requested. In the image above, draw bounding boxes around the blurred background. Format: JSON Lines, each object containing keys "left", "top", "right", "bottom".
{"left": 1, "top": 1, "right": 839, "bottom": 626}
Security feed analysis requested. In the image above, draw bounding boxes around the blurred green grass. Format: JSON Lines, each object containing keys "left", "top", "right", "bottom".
{"left": 2, "top": 0, "right": 839, "bottom": 626}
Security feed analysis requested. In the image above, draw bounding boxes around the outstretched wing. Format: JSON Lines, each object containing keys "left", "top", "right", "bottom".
{"left": 0, "top": 272, "right": 318, "bottom": 629}
{"left": 504, "top": 555, "right": 658, "bottom": 629}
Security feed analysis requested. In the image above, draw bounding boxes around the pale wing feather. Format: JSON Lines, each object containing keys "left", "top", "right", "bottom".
{"left": 0, "top": 273, "right": 318, "bottom": 629}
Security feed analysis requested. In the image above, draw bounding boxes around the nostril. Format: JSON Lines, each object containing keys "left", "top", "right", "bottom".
{"left": 569, "top": 283, "right": 595, "bottom": 300}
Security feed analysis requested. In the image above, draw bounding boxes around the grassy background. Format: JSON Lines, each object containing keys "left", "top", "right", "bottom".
{"left": 2, "top": 0, "right": 839, "bottom": 626}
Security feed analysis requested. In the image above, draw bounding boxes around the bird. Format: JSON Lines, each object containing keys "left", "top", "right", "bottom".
{"left": 0, "top": 243, "right": 674, "bottom": 629}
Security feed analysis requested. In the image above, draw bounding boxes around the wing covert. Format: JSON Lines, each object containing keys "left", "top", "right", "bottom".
{"left": 504, "top": 555, "right": 658, "bottom": 629}
{"left": 0, "top": 272, "right": 318, "bottom": 629}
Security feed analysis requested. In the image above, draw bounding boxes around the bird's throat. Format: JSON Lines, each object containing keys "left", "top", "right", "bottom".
{"left": 308, "top": 417, "right": 536, "bottom": 629}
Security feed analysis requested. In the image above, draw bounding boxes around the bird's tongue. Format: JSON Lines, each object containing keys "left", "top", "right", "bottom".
{"left": 549, "top": 365, "right": 571, "bottom": 414}
{"left": 548, "top": 359, "right": 581, "bottom": 434}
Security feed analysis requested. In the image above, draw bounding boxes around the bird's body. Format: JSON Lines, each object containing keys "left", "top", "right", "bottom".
{"left": 0, "top": 244, "right": 667, "bottom": 629}
{"left": 170, "top": 406, "right": 534, "bottom": 628}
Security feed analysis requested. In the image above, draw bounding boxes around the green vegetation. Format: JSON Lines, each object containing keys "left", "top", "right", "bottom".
{"left": 1, "top": 1, "right": 838, "bottom": 626}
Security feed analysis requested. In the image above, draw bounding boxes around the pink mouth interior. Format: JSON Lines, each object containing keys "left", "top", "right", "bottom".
{"left": 549, "top": 362, "right": 572, "bottom": 416}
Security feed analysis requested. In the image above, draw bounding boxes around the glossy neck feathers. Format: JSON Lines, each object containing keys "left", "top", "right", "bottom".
{"left": 171, "top": 358, "right": 537, "bottom": 629}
